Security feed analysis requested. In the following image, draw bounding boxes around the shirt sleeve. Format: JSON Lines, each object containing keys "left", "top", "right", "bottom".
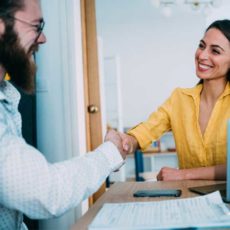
{"left": 0, "top": 109, "right": 123, "bottom": 219}
{"left": 127, "top": 89, "right": 177, "bottom": 150}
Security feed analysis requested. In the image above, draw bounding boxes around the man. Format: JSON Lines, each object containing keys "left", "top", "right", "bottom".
{"left": 0, "top": 0, "right": 125, "bottom": 229}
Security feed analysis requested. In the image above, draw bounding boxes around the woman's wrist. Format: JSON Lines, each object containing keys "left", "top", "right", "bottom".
{"left": 181, "top": 169, "right": 194, "bottom": 180}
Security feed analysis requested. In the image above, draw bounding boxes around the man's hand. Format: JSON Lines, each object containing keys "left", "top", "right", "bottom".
{"left": 105, "top": 129, "right": 126, "bottom": 159}
{"left": 156, "top": 167, "right": 185, "bottom": 181}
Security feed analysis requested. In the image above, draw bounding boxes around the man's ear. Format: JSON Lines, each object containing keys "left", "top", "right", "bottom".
{"left": 0, "top": 19, "right": 5, "bottom": 36}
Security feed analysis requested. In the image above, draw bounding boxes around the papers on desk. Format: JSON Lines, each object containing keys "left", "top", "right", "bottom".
{"left": 88, "top": 191, "right": 230, "bottom": 229}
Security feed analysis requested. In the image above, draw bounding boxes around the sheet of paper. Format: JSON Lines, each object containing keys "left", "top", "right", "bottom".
{"left": 88, "top": 191, "right": 230, "bottom": 229}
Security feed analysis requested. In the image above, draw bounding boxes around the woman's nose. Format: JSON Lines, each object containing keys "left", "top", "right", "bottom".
{"left": 198, "top": 49, "right": 209, "bottom": 60}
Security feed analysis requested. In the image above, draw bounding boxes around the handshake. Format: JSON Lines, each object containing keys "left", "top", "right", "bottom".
{"left": 104, "top": 129, "right": 138, "bottom": 160}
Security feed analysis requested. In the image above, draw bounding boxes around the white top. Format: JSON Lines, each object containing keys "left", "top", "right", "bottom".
{"left": 0, "top": 81, "right": 123, "bottom": 230}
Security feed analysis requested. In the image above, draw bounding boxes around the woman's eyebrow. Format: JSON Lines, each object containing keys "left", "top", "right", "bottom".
{"left": 200, "top": 39, "right": 205, "bottom": 44}
{"left": 211, "top": 44, "right": 225, "bottom": 52}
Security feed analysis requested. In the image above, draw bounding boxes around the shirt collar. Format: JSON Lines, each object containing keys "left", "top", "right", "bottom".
{"left": 0, "top": 81, "right": 20, "bottom": 106}
{"left": 0, "top": 91, "right": 6, "bottom": 100}
{"left": 0, "top": 81, "right": 7, "bottom": 101}
{"left": 221, "top": 82, "right": 230, "bottom": 98}
{"left": 181, "top": 82, "right": 230, "bottom": 100}
{"left": 181, "top": 84, "right": 203, "bottom": 99}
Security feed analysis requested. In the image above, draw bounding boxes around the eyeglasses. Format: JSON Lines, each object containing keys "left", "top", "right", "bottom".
{"left": 9, "top": 16, "right": 45, "bottom": 42}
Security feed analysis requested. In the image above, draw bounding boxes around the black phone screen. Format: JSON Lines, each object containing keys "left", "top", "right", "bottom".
{"left": 133, "top": 189, "right": 182, "bottom": 197}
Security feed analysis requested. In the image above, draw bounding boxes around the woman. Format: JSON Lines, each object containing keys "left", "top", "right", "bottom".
{"left": 108, "top": 19, "right": 230, "bottom": 181}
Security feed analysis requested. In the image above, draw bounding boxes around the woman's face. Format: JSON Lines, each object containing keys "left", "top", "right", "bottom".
{"left": 195, "top": 28, "right": 230, "bottom": 82}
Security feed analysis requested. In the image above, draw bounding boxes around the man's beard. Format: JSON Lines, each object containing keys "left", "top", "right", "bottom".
{"left": 0, "top": 25, "right": 37, "bottom": 94}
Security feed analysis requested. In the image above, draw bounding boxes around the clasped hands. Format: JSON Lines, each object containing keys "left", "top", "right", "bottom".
{"left": 104, "top": 129, "right": 137, "bottom": 160}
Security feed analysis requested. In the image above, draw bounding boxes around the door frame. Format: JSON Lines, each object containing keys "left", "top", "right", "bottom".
{"left": 80, "top": 0, "right": 106, "bottom": 204}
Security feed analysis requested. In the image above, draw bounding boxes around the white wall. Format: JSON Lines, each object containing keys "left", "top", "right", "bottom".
{"left": 206, "top": 0, "right": 230, "bottom": 26}
{"left": 36, "top": 0, "right": 87, "bottom": 229}
{"left": 96, "top": 0, "right": 229, "bottom": 128}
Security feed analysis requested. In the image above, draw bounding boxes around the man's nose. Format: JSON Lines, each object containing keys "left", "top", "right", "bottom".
{"left": 37, "top": 32, "right": 47, "bottom": 44}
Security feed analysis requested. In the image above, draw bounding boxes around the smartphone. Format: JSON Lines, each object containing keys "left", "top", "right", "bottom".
{"left": 133, "top": 189, "right": 182, "bottom": 197}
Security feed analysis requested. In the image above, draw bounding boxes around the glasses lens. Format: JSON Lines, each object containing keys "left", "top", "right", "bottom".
{"left": 36, "top": 20, "right": 44, "bottom": 33}
{"left": 35, "top": 20, "right": 45, "bottom": 42}
{"left": 38, "top": 20, "right": 45, "bottom": 32}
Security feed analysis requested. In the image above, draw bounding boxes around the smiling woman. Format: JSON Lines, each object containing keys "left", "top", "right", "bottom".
{"left": 196, "top": 20, "right": 230, "bottom": 136}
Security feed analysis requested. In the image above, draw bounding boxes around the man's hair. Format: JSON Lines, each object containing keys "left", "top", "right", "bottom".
{"left": 0, "top": 0, "right": 24, "bottom": 27}
{"left": 0, "top": 1, "right": 25, "bottom": 54}
{"left": 199, "top": 19, "right": 230, "bottom": 83}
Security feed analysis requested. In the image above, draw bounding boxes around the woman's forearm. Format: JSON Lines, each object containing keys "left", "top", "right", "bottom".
{"left": 182, "top": 164, "right": 226, "bottom": 180}
{"left": 157, "top": 164, "right": 226, "bottom": 181}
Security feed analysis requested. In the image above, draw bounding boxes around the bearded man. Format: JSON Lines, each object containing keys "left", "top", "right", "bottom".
{"left": 0, "top": 1, "right": 125, "bottom": 229}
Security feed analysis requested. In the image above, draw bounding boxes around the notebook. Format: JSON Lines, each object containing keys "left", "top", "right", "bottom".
{"left": 189, "top": 121, "right": 230, "bottom": 203}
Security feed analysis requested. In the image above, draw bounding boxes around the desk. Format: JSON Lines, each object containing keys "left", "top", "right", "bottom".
{"left": 71, "top": 180, "right": 226, "bottom": 230}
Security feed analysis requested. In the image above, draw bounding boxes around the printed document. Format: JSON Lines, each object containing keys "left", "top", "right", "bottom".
{"left": 88, "top": 191, "right": 230, "bottom": 229}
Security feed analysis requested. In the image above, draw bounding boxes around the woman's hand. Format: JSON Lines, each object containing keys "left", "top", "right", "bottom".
{"left": 157, "top": 167, "right": 185, "bottom": 181}
{"left": 157, "top": 164, "right": 226, "bottom": 181}
{"left": 119, "top": 132, "right": 139, "bottom": 154}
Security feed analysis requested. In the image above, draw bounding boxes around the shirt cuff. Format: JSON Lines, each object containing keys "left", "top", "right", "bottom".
{"left": 128, "top": 124, "right": 153, "bottom": 150}
{"left": 96, "top": 141, "right": 124, "bottom": 172}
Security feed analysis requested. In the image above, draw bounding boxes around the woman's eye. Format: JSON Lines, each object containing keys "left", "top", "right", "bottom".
{"left": 198, "top": 43, "right": 205, "bottom": 49}
{"left": 212, "top": 49, "right": 220, "bottom": 55}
